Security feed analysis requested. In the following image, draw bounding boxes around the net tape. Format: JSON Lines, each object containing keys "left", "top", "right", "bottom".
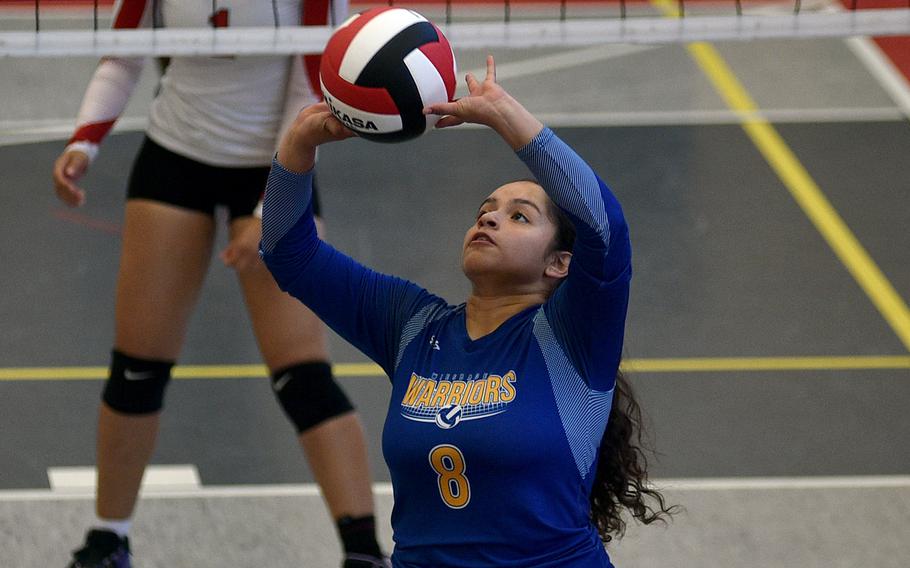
{"left": 0, "top": 7, "right": 908, "bottom": 57}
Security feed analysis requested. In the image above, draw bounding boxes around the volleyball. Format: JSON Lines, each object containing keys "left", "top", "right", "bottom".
{"left": 435, "top": 404, "right": 463, "bottom": 429}
{"left": 319, "top": 7, "right": 457, "bottom": 143}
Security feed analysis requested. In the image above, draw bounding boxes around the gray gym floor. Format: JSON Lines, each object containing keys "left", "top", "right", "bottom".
{"left": 1, "top": 3, "right": 909, "bottom": 567}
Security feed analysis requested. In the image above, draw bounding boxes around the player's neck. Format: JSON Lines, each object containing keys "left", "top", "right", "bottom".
{"left": 464, "top": 292, "right": 546, "bottom": 340}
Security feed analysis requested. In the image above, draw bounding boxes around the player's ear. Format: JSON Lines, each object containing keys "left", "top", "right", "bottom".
{"left": 544, "top": 250, "right": 571, "bottom": 280}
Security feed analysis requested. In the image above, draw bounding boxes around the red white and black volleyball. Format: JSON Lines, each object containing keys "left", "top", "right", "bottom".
{"left": 319, "top": 7, "right": 457, "bottom": 143}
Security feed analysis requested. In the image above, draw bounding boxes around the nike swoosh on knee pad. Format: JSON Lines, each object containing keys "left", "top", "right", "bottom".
{"left": 123, "top": 369, "right": 158, "bottom": 381}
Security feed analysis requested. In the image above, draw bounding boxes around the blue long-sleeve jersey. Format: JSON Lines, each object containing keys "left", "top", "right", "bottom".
{"left": 261, "top": 128, "right": 631, "bottom": 568}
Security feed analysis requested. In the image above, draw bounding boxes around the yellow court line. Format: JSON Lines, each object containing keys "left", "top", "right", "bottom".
{"left": 173, "top": 362, "right": 384, "bottom": 379}
{"left": 650, "top": 0, "right": 910, "bottom": 352}
{"left": 622, "top": 355, "right": 910, "bottom": 373}
{"left": 0, "top": 363, "right": 384, "bottom": 381}
{"left": 1, "top": 356, "right": 909, "bottom": 381}
{"left": 4, "top": 29, "right": 910, "bottom": 382}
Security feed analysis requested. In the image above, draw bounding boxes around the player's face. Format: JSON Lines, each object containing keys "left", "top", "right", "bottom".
{"left": 462, "top": 181, "right": 562, "bottom": 289}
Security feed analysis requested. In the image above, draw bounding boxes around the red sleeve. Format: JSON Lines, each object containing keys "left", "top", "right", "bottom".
{"left": 301, "top": 0, "right": 332, "bottom": 99}
{"left": 112, "top": 0, "right": 150, "bottom": 29}
{"left": 65, "top": 0, "right": 150, "bottom": 157}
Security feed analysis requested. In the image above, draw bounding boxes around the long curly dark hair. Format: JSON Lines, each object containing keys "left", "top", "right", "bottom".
{"left": 544, "top": 191, "right": 676, "bottom": 543}
{"left": 590, "top": 370, "right": 677, "bottom": 542}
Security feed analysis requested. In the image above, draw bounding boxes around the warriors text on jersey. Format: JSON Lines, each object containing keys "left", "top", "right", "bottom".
{"left": 262, "top": 128, "right": 631, "bottom": 567}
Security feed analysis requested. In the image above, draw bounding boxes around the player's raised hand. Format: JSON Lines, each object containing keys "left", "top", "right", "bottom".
{"left": 278, "top": 103, "right": 358, "bottom": 173}
{"left": 52, "top": 150, "right": 90, "bottom": 207}
{"left": 424, "top": 55, "right": 508, "bottom": 129}
{"left": 423, "top": 55, "right": 543, "bottom": 150}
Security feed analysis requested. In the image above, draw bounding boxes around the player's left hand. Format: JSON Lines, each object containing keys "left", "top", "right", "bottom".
{"left": 220, "top": 218, "right": 262, "bottom": 271}
{"left": 423, "top": 55, "right": 542, "bottom": 150}
{"left": 423, "top": 55, "right": 509, "bottom": 130}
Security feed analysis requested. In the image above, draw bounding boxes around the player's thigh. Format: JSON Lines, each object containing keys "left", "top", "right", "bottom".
{"left": 115, "top": 199, "right": 216, "bottom": 359}
{"left": 230, "top": 216, "right": 328, "bottom": 370}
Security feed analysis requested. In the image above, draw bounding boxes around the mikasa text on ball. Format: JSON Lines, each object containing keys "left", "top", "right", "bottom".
{"left": 319, "top": 7, "right": 457, "bottom": 143}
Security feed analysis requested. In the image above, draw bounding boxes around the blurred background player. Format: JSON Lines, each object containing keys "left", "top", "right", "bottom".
{"left": 51, "top": 1, "right": 388, "bottom": 567}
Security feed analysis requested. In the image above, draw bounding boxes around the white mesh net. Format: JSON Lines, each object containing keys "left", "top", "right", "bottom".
{"left": 0, "top": 1, "right": 908, "bottom": 57}
{"left": 1, "top": 0, "right": 908, "bottom": 145}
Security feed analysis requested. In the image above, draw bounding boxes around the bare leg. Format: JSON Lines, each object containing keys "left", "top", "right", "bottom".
{"left": 298, "top": 413, "right": 374, "bottom": 519}
{"left": 230, "top": 216, "right": 375, "bottom": 519}
{"left": 97, "top": 200, "right": 215, "bottom": 519}
{"left": 96, "top": 407, "right": 160, "bottom": 519}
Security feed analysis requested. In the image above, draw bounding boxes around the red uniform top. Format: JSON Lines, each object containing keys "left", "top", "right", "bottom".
{"left": 66, "top": 0, "right": 346, "bottom": 167}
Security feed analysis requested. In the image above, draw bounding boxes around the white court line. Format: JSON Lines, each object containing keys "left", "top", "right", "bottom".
{"left": 534, "top": 107, "right": 904, "bottom": 127}
{"left": 443, "top": 107, "right": 905, "bottom": 129}
{"left": 2, "top": 44, "right": 653, "bottom": 147}
{"left": 461, "top": 43, "right": 657, "bottom": 86}
{"left": 2, "top": 36, "right": 904, "bottom": 148}
{"left": 656, "top": 475, "right": 910, "bottom": 491}
{"left": 846, "top": 37, "right": 910, "bottom": 121}
{"left": 48, "top": 465, "right": 201, "bottom": 493}
{"left": 2, "top": 107, "right": 902, "bottom": 148}
{"left": 0, "top": 482, "right": 395, "bottom": 502}
{"left": 1, "top": 476, "right": 907, "bottom": 502}
{"left": 0, "top": 116, "right": 147, "bottom": 147}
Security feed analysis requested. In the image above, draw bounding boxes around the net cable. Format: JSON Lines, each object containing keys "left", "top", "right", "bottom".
{"left": 1, "top": 2, "right": 908, "bottom": 58}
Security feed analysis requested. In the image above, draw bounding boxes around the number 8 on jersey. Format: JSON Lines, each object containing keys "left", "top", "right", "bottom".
{"left": 428, "top": 444, "right": 471, "bottom": 509}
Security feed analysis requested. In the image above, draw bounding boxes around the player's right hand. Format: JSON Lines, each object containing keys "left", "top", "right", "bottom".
{"left": 278, "top": 103, "right": 357, "bottom": 173}
{"left": 52, "top": 150, "right": 89, "bottom": 207}
{"left": 291, "top": 102, "right": 358, "bottom": 146}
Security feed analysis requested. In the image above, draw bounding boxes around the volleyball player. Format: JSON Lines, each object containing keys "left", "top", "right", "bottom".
{"left": 261, "top": 56, "right": 675, "bottom": 567}
{"left": 52, "top": 2, "right": 387, "bottom": 567}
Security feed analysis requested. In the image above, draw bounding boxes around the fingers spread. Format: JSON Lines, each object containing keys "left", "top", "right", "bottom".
{"left": 465, "top": 72, "right": 479, "bottom": 92}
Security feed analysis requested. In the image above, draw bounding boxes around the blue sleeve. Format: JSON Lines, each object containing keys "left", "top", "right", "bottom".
{"left": 518, "top": 128, "right": 631, "bottom": 392}
{"left": 259, "top": 158, "right": 444, "bottom": 377}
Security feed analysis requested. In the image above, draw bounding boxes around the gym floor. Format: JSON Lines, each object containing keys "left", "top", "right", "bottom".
{"left": 1, "top": 2, "right": 909, "bottom": 567}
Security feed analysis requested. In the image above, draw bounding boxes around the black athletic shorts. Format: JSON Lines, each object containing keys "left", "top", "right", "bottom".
{"left": 127, "top": 136, "right": 321, "bottom": 219}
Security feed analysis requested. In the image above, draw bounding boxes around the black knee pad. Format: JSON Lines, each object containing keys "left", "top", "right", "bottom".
{"left": 271, "top": 362, "right": 354, "bottom": 433}
{"left": 102, "top": 350, "right": 174, "bottom": 414}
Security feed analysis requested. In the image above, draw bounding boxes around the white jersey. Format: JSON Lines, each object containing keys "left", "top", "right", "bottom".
{"left": 67, "top": 0, "right": 347, "bottom": 167}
